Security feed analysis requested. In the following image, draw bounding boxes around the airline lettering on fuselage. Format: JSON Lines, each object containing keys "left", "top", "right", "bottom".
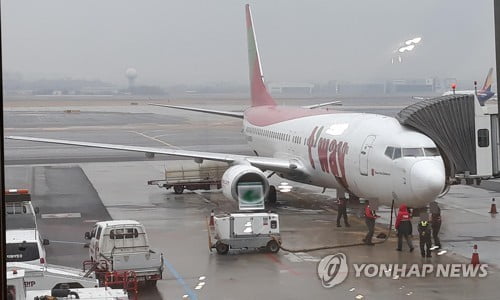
{"left": 307, "top": 126, "right": 349, "bottom": 187}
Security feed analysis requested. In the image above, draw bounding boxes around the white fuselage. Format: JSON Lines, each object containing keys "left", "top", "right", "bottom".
{"left": 243, "top": 108, "right": 445, "bottom": 208}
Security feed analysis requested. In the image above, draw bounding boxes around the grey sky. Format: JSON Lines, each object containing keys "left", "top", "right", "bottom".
{"left": 1, "top": 0, "right": 496, "bottom": 87}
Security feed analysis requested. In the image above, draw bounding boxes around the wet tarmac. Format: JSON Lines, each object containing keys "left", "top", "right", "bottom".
{"left": 4, "top": 96, "right": 500, "bottom": 299}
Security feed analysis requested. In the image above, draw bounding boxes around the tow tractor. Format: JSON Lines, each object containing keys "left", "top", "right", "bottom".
{"left": 208, "top": 212, "right": 281, "bottom": 254}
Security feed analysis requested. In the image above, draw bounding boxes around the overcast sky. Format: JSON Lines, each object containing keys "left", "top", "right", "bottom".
{"left": 1, "top": 0, "right": 496, "bottom": 87}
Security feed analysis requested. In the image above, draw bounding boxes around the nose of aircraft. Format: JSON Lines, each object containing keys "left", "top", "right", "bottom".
{"left": 410, "top": 160, "right": 445, "bottom": 203}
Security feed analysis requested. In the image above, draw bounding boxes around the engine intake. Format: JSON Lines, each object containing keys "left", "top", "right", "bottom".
{"left": 221, "top": 165, "right": 269, "bottom": 204}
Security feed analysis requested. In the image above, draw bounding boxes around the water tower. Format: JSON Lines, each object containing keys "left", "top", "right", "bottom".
{"left": 125, "top": 67, "right": 138, "bottom": 91}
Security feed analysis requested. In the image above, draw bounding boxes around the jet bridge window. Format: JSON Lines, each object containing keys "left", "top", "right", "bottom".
{"left": 478, "top": 129, "right": 489, "bottom": 147}
{"left": 403, "top": 148, "right": 424, "bottom": 157}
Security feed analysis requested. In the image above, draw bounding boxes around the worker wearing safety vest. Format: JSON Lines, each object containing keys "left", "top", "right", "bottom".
{"left": 418, "top": 213, "right": 432, "bottom": 258}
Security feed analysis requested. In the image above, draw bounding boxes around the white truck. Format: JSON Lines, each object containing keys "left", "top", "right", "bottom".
{"left": 208, "top": 212, "right": 281, "bottom": 254}
{"left": 6, "top": 215, "right": 49, "bottom": 266}
{"left": 148, "top": 160, "right": 228, "bottom": 194}
{"left": 7, "top": 269, "right": 128, "bottom": 300}
{"left": 5, "top": 189, "right": 40, "bottom": 227}
{"left": 7, "top": 262, "right": 99, "bottom": 291}
{"left": 84, "top": 220, "right": 163, "bottom": 286}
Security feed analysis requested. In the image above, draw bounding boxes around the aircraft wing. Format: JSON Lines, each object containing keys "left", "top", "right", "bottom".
{"left": 302, "top": 100, "right": 342, "bottom": 109}
{"left": 148, "top": 103, "right": 244, "bottom": 118}
{"left": 5, "top": 136, "right": 304, "bottom": 174}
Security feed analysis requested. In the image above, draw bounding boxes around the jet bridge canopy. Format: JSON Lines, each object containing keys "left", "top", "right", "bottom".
{"left": 396, "top": 94, "right": 477, "bottom": 177}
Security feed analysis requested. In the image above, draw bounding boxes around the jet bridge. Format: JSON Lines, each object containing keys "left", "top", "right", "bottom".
{"left": 396, "top": 94, "right": 500, "bottom": 183}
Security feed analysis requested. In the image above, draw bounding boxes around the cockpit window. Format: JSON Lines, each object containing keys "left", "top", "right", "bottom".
{"left": 403, "top": 148, "right": 424, "bottom": 157}
{"left": 393, "top": 148, "right": 402, "bottom": 159}
{"left": 387, "top": 147, "right": 439, "bottom": 159}
{"left": 384, "top": 147, "right": 394, "bottom": 158}
{"left": 424, "top": 147, "right": 440, "bottom": 156}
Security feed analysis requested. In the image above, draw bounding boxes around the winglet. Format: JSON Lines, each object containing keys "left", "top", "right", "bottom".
{"left": 246, "top": 4, "right": 276, "bottom": 107}
{"left": 481, "top": 67, "right": 494, "bottom": 92}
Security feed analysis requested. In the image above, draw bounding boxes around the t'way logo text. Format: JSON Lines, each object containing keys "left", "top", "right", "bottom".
{"left": 307, "top": 126, "right": 349, "bottom": 187}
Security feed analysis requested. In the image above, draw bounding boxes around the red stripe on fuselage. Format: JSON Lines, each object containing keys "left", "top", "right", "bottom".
{"left": 244, "top": 106, "right": 338, "bottom": 126}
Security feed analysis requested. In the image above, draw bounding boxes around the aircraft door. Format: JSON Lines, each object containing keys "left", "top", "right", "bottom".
{"left": 359, "top": 135, "right": 376, "bottom": 176}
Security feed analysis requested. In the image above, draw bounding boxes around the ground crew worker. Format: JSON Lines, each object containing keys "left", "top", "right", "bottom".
{"left": 336, "top": 197, "right": 350, "bottom": 227}
{"left": 363, "top": 201, "right": 378, "bottom": 245}
{"left": 395, "top": 204, "right": 414, "bottom": 252}
{"left": 418, "top": 213, "right": 432, "bottom": 258}
{"left": 429, "top": 201, "right": 442, "bottom": 249}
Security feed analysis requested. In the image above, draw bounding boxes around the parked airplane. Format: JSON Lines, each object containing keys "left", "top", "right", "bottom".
{"left": 413, "top": 68, "right": 496, "bottom": 105}
{"left": 442, "top": 68, "right": 495, "bottom": 106}
{"left": 6, "top": 5, "right": 446, "bottom": 209}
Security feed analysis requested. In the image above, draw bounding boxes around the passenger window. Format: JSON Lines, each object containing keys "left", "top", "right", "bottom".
{"left": 424, "top": 147, "right": 440, "bottom": 156}
{"left": 403, "top": 148, "right": 424, "bottom": 157}
{"left": 384, "top": 147, "right": 394, "bottom": 159}
{"left": 393, "top": 148, "right": 402, "bottom": 159}
{"left": 478, "top": 129, "right": 489, "bottom": 147}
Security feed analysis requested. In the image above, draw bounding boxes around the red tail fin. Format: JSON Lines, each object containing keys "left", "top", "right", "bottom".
{"left": 246, "top": 4, "right": 276, "bottom": 107}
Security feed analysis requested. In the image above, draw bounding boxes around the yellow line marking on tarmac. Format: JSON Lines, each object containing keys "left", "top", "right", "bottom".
{"left": 129, "top": 131, "right": 181, "bottom": 149}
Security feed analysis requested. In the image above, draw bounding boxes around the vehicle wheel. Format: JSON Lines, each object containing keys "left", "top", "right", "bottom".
{"left": 266, "top": 240, "right": 280, "bottom": 253}
{"left": 173, "top": 185, "right": 184, "bottom": 194}
{"left": 267, "top": 186, "right": 277, "bottom": 204}
{"left": 215, "top": 242, "right": 229, "bottom": 255}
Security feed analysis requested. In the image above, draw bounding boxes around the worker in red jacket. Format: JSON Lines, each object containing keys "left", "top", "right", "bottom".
{"left": 363, "top": 201, "right": 378, "bottom": 245}
{"left": 395, "top": 204, "right": 414, "bottom": 252}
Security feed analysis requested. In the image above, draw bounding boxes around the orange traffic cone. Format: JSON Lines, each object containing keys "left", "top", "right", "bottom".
{"left": 490, "top": 198, "right": 498, "bottom": 214}
{"left": 471, "top": 244, "right": 480, "bottom": 266}
{"left": 209, "top": 210, "right": 215, "bottom": 226}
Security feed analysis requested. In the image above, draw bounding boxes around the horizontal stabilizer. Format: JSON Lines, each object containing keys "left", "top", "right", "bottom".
{"left": 148, "top": 103, "right": 244, "bottom": 118}
{"left": 302, "top": 100, "right": 342, "bottom": 109}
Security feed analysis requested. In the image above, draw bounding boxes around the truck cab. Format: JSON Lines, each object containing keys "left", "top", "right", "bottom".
{"left": 85, "top": 220, "right": 163, "bottom": 285}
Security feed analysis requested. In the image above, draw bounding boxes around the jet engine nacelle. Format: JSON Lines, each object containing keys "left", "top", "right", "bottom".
{"left": 221, "top": 165, "right": 269, "bottom": 202}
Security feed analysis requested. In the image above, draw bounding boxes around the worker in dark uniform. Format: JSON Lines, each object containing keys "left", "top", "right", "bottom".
{"left": 429, "top": 201, "right": 442, "bottom": 249}
{"left": 363, "top": 201, "right": 378, "bottom": 245}
{"left": 336, "top": 197, "right": 350, "bottom": 227}
{"left": 395, "top": 204, "right": 414, "bottom": 252}
{"left": 418, "top": 213, "right": 432, "bottom": 258}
